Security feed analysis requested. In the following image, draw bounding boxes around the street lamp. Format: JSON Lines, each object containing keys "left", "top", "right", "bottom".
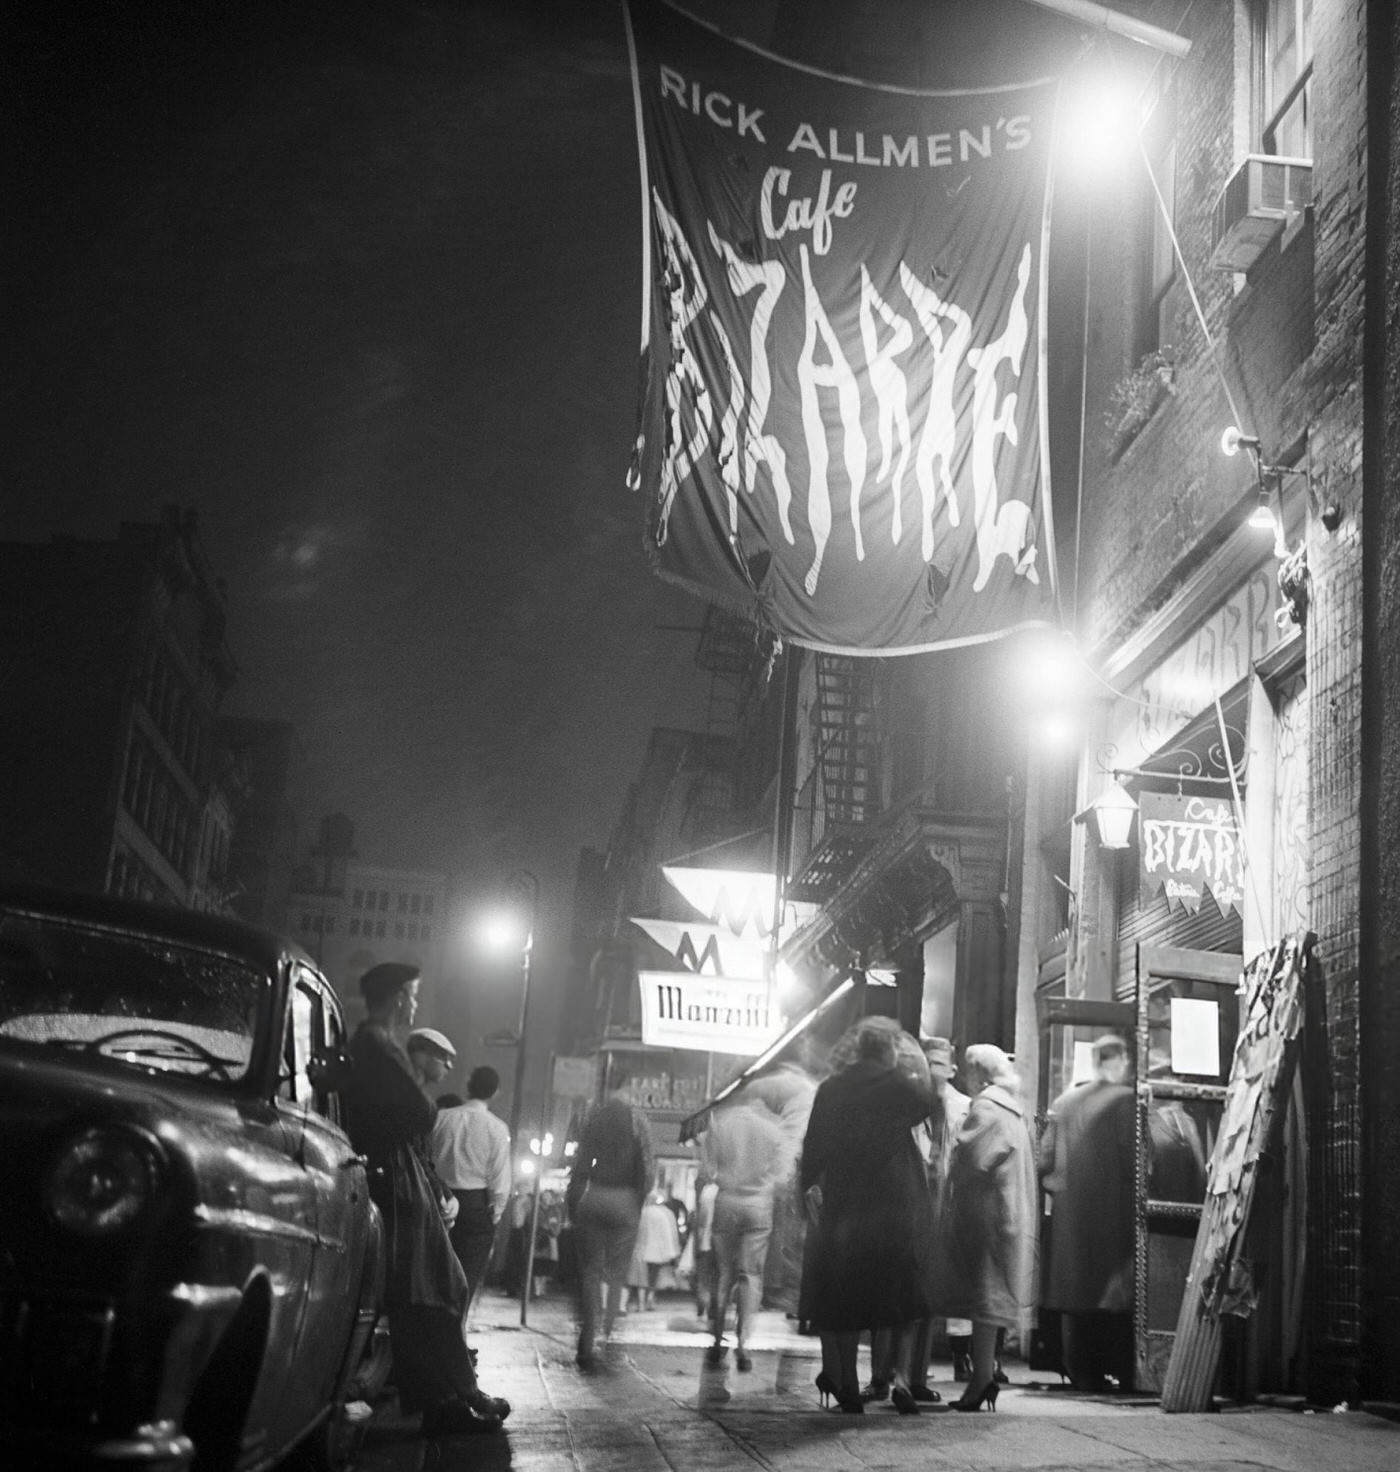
{"left": 479, "top": 868, "right": 538, "bottom": 1325}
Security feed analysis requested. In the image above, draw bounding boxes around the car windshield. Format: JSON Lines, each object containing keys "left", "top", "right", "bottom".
{"left": 0, "top": 909, "right": 262, "bottom": 1084}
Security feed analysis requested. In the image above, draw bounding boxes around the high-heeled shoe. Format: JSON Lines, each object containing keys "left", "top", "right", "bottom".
{"left": 951, "top": 1379, "right": 999, "bottom": 1412}
{"left": 890, "top": 1383, "right": 919, "bottom": 1415}
{"left": 815, "top": 1373, "right": 864, "bottom": 1413}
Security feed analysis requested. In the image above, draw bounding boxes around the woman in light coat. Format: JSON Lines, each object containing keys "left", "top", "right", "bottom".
{"left": 935, "top": 1043, "right": 1037, "bottom": 1412}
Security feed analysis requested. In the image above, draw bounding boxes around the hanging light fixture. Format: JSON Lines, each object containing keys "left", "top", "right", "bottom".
{"left": 1088, "top": 781, "right": 1139, "bottom": 849}
{"left": 1221, "top": 424, "right": 1287, "bottom": 553}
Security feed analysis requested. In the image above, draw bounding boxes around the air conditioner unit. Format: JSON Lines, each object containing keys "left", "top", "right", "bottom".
{"left": 1209, "top": 154, "right": 1313, "bottom": 273}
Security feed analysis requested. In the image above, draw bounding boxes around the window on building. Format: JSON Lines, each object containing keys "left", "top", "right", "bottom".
{"left": 410, "top": 893, "right": 421, "bottom": 915}
{"left": 422, "top": 924, "right": 432, "bottom": 941}
{"left": 1261, "top": 0, "right": 1313, "bottom": 158}
{"left": 375, "top": 919, "right": 386, "bottom": 937}
{"left": 1134, "top": 82, "right": 1178, "bottom": 362}
{"left": 395, "top": 922, "right": 405, "bottom": 939}
{"left": 353, "top": 889, "right": 363, "bottom": 909}
{"left": 424, "top": 895, "right": 434, "bottom": 916}
{"left": 398, "top": 893, "right": 408, "bottom": 913}
{"left": 379, "top": 891, "right": 389, "bottom": 911}
{"left": 408, "top": 922, "right": 419, "bottom": 940}
{"left": 349, "top": 917, "right": 359, "bottom": 936}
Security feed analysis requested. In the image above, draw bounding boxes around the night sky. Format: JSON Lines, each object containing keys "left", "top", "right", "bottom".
{"left": 7, "top": 0, "right": 1100, "bottom": 1074}
{"left": 7, "top": 1, "right": 717, "bottom": 989}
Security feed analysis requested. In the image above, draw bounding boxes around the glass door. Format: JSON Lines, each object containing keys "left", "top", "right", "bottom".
{"left": 1032, "top": 994, "right": 1135, "bottom": 1376}
{"left": 1134, "top": 944, "right": 1241, "bottom": 1393}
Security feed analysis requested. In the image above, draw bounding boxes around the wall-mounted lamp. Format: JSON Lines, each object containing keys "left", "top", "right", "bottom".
{"left": 1220, "top": 424, "right": 1340, "bottom": 538}
{"left": 1074, "top": 781, "right": 1139, "bottom": 849}
{"left": 1219, "top": 425, "right": 1260, "bottom": 458}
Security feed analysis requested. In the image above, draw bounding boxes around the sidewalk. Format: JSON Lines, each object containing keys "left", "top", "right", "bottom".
{"left": 355, "top": 1288, "right": 1399, "bottom": 1472}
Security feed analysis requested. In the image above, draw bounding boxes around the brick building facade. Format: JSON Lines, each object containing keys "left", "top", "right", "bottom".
{"left": 1029, "top": 0, "right": 1389, "bottom": 1403}
{"left": 587, "top": 0, "right": 1395, "bottom": 1399}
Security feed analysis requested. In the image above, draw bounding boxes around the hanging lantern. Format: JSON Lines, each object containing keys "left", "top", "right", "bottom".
{"left": 1089, "top": 782, "right": 1139, "bottom": 849}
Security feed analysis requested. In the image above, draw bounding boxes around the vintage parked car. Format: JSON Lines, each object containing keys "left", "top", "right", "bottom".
{"left": 0, "top": 883, "right": 387, "bottom": 1470}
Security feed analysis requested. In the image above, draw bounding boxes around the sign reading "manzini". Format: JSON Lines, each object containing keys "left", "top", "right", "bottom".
{"left": 638, "top": 970, "right": 780, "bottom": 1056}
{"left": 1139, "top": 791, "right": 1245, "bottom": 918}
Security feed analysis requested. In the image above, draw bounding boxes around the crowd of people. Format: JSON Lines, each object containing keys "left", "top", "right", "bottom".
{"left": 559, "top": 1012, "right": 1140, "bottom": 1417}
{"left": 338, "top": 953, "right": 1139, "bottom": 1432}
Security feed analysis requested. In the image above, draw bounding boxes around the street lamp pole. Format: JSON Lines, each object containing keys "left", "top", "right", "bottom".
{"left": 504, "top": 869, "right": 538, "bottom": 1326}
{"left": 504, "top": 870, "right": 537, "bottom": 1159}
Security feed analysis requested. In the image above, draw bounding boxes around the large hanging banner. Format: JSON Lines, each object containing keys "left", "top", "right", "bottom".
{"left": 626, "top": 0, "right": 1060, "bottom": 653}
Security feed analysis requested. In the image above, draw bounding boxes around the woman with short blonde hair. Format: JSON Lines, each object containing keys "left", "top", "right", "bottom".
{"left": 933, "top": 1043, "right": 1037, "bottom": 1412}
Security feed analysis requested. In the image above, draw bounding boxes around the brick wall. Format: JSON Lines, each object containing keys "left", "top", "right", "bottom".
{"left": 1362, "top": 0, "right": 1400, "bottom": 1405}
{"left": 1077, "top": 0, "right": 1372, "bottom": 1397}
{"left": 1301, "top": 0, "right": 1369, "bottom": 1397}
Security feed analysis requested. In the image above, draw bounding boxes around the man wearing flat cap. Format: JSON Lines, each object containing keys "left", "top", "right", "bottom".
{"left": 406, "top": 1026, "right": 458, "bottom": 1089}
{"left": 342, "top": 962, "right": 508, "bottom": 1435}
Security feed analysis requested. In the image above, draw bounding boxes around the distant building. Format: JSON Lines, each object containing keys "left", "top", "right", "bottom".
{"left": 220, "top": 716, "right": 308, "bottom": 933}
{"left": 288, "top": 813, "right": 448, "bottom": 1030}
{"left": 0, "top": 507, "right": 239, "bottom": 909}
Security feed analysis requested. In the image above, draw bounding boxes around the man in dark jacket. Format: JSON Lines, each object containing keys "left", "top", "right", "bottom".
{"left": 342, "top": 963, "right": 508, "bottom": 1434}
{"left": 566, "top": 1065, "right": 654, "bottom": 1368}
{"left": 1037, "top": 1034, "right": 1137, "bottom": 1392}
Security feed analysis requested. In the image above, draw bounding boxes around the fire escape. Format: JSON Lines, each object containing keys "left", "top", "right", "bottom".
{"left": 793, "top": 654, "right": 884, "bottom": 901}
{"left": 684, "top": 607, "right": 767, "bottom": 847}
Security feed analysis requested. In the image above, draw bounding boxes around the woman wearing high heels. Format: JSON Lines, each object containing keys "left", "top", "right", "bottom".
{"left": 799, "top": 1016, "right": 935, "bottom": 1414}
{"left": 932, "top": 1044, "right": 1037, "bottom": 1413}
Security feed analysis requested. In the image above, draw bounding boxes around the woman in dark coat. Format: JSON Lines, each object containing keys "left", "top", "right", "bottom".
{"left": 936, "top": 1043, "right": 1038, "bottom": 1412}
{"left": 799, "top": 1016, "right": 934, "bottom": 1412}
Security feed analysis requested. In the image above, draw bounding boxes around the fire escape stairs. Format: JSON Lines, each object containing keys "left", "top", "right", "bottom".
{"left": 815, "top": 655, "right": 881, "bottom": 828}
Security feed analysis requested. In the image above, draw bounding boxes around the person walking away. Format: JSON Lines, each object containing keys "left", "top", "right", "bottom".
{"left": 698, "top": 1088, "right": 785, "bottom": 1370}
{"left": 745, "top": 1061, "right": 818, "bottom": 1316}
{"left": 341, "top": 964, "right": 507, "bottom": 1435}
{"left": 432, "top": 1065, "right": 512, "bottom": 1325}
{"left": 860, "top": 1027, "right": 940, "bottom": 1406}
{"left": 932, "top": 1043, "right": 1037, "bottom": 1413}
{"left": 566, "top": 1065, "right": 654, "bottom": 1369}
{"left": 799, "top": 1016, "right": 934, "bottom": 1413}
{"left": 1038, "top": 1034, "right": 1137, "bottom": 1391}
{"left": 632, "top": 1179, "right": 683, "bottom": 1311}
{"left": 691, "top": 1179, "right": 719, "bottom": 1323}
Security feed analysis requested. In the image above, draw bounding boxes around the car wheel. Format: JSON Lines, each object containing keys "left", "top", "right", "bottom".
{"left": 296, "top": 1319, "right": 392, "bottom": 1472}
{"left": 185, "top": 1287, "right": 269, "bottom": 1472}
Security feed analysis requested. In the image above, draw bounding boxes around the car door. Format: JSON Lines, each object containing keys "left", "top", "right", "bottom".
{"left": 272, "top": 969, "right": 371, "bottom": 1435}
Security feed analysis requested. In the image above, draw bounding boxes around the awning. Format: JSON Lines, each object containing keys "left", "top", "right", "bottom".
{"left": 677, "top": 975, "right": 857, "bottom": 1143}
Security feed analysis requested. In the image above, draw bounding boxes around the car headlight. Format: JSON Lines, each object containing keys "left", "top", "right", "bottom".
{"left": 44, "top": 1126, "right": 165, "bottom": 1236}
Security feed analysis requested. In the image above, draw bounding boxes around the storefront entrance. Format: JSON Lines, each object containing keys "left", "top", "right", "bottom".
{"left": 1033, "top": 944, "right": 1240, "bottom": 1393}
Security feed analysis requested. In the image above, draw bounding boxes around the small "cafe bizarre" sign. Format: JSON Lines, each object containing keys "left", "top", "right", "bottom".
{"left": 1139, "top": 791, "right": 1245, "bottom": 917}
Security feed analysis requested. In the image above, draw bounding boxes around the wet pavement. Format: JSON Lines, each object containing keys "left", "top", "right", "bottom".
{"left": 354, "top": 1288, "right": 1399, "bottom": 1472}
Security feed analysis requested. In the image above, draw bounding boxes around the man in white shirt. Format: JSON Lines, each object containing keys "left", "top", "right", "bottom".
{"left": 432, "top": 1066, "right": 513, "bottom": 1318}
